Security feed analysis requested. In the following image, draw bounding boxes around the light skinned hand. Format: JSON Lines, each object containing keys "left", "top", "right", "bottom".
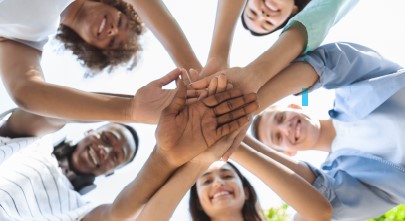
{"left": 155, "top": 77, "right": 259, "bottom": 167}
{"left": 198, "top": 56, "right": 229, "bottom": 79}
{"left": 131, "top": 68, "right": 182, "bottom": 124}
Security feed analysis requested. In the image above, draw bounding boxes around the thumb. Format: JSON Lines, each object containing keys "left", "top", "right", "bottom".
{"left": 165, "top": 77, "right": 187, "bottom": 114}
{"left": 190, "top": 75, "right": 214, "bottom": 90}
{"left": 152, "top": 68, "right": 182, "bottom": 87}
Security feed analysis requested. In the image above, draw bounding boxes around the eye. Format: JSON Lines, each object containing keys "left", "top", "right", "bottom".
{"left": 102, "top": 133, "right": 111, "bottom": 145}
{"left": 222, "top": 174, "right": 234, "bottom": 179}
{"left": 265, "top": 20, "right": 273, "bottom": 26}
{"left": 202, "top": 179, "right": 212, "bottom": 185}
{"left": 250, "top": 8, "right": 257, "bottom": 17}
{"left": 277, "top": 113, "right": 285, "bottom": 124}
{"left": 275, "top": 133, "right": 282, "bottom": 144}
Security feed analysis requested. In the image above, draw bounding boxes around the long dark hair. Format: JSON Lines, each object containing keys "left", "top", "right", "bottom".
{"left": 189, "top": 162, "right": 262, "bottom": 221}
{"left": 241, "top": 0, "right": 311, "bottom": 36}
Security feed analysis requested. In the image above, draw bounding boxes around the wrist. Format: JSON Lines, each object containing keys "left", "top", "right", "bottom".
{"left": 151, "top": 145, "right": 179, "bottom": 171}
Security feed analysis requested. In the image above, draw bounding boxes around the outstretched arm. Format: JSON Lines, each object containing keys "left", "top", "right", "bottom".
{"left": 128, "top": 0, "right": 201, "bottom": 70}
{"left": 232, "top": 138, "right": 331, "bottom": 221}
{"left": 199, "top": 0, "right": 247, "bottom": 77}
{"left": 82, "top": 79, "right": 258, "bottom": 220}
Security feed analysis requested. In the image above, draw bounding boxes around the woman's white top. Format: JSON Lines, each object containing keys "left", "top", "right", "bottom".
{"left": 0, "top": 0, "right": 73, "bottom": 51}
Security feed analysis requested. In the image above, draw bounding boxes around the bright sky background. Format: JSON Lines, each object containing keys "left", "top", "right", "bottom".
{"left": 1, "top": 0, "right": 405, "bottom": 220}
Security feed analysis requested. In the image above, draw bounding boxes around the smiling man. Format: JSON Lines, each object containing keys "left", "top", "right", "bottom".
{"left": 0, "top": 122, "right": 139, "bottom": 220}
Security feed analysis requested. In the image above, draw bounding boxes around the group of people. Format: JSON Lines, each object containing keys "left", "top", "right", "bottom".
{"left": 1, "top": 0, "right": 404, "bottom": 220}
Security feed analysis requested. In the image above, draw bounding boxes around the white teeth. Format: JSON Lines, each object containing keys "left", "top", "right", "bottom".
{"left": 98, "top": 17, "right": 106, "bottom": 34}
{"left": 88, "top": 146, "right": 99, "bottom": 167}
{"left": 212, "top": 191, "right": 231, "bottom": 199}
{"left": 296, "top": 121, "right": 301, "bottom": 142}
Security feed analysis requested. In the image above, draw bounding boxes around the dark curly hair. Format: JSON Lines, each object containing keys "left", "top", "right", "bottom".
{"left": 189, "top": 162, "right": 262, "bottom": 221}
{"left": 241, "top": 0, "right": 311, "bottom": 36}
{"left": 56, "top": 0, "right": 144, "bottom": 72}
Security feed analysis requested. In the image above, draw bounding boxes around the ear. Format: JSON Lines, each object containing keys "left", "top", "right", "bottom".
{"left": 284, "top": 150, "right": 297, "bottom": 156}
{"left": 291, "top": 5, "right": 299, "bottom": 16}
{"left": 288, "top": 104, "right": 302, "bottom": 110}
{"left": 105, "top": 171, "right": 115, "bottom": 177}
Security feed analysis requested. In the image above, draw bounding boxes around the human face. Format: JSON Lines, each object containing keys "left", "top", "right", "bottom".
{"left": 75, "top": 1, "right": 134, "bottom": 49}
{"left": 196, "top": 162, "right": 246, "bottom": 218}
{"left": 71, "top": 123, "right": 136, "bottom": 176}
{"left": 242, "top": 0, "right": 297, "bottom": 34}
{"left": 257, "top": 107, "right": 320, "bottom": 154}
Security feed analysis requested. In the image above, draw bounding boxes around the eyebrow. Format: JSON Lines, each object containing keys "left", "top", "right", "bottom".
{"left": 200, "top": 168, "right": 233, "bottom": 178}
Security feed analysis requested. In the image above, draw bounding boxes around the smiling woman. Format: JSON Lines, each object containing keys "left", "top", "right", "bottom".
{"left": 57, "top": 0, "right": 144, "bottom": 71}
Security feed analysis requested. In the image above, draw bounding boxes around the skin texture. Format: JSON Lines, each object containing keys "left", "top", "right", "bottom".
{"left": 257, "top": 106, "right": 320, "bottom": 155}
{"left": 242, "top": 0, "right": 298, "bottom": 34}
{"left": 0, "top": 0, "right": 202, "bottom": 136}
{"left": 196, "top": 162, "right": 246, "bottom": 220}
{"left": 82, "top": 80, "right": 259, "bottom": 220}
{"left": 71, "top": 123, "right": 137, "bottom": 176}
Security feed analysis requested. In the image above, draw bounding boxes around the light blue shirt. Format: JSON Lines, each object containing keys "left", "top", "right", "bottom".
{"left": 294, "top": 42, "right": 405, "bottom": 220}
{"left": 296, "top": 42, "right": 404, "bottom": 122}
{"left": 283, "top": 0, "right": 359, "bottom": 52}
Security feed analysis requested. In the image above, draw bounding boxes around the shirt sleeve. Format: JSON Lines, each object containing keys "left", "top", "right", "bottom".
{"left": 303, "top": 161, "right": 398, "bottom": 220}
{"left": 282, "top": 0, "right": 359, "bottom": 52}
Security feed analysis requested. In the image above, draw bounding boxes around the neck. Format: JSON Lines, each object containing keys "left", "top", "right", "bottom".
{"left": 313, "top": 119, "right": 335, "bottom": 152}
{"left": 211, "top": 211, "right": 244, "bottom": 221}
{"left": 60, "top": 0, "right": 85, "bottom": 29}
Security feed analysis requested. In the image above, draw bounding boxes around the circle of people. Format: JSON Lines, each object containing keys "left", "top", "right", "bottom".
{"left": 1, "top": 0, "right": 404, "bottom": 220}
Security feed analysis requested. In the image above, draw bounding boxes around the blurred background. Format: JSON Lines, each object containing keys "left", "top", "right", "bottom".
{"left": 1, "top": 0, "right": 404, "bottom": 219}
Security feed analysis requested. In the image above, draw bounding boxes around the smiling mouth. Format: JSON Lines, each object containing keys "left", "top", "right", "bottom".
{"left": 211, "top": 191, "right": 232, "bottom": 200}
{"left": 97, "top": 16, "right": 107, "bottom": 36}
{"left": 88, "top": 146, "right": 100, "bottom": 168}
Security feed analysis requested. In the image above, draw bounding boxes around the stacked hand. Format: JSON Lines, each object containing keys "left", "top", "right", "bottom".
{"left": 155, "top": 75, "right": 258, "bottom": 167}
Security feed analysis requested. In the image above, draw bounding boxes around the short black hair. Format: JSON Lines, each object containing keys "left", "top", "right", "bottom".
{"left": 250, "top": 115, "right": 262, "bottom": 140}
{"left": 118, "top": 123, "right": 139, "bottom": 165}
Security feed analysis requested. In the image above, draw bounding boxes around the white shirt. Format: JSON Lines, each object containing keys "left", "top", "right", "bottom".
{"left": 0, "top": 0, "right": 73, "bottom": 51}
{"left": 332, "top": 87, "right": 405, "bottom": 166}
{"left": 0, "top": 136, "right": 95, "bottom": 221}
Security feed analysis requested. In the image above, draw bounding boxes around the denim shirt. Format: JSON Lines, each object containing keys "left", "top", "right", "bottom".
{"left": 295, "top": 42, "right": 405, "bottom": 122}
{"left": 294, "top": 42, "right": 405, "bottom": 220}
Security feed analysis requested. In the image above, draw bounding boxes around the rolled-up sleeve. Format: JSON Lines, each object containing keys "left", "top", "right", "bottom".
{"left": 283, "top": 0, "right": 359, "bottom": 52}
{"left": 303, "top": 161, "right": 397, "bottom": 220}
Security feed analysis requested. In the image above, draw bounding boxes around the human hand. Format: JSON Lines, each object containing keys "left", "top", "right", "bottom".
{"left": 131, "top": 68, "right": 183, "bottom": 124}
{"left": 155, "top": 78, "right": 259, "bottom": 167}
{"left": 191, "top": 67, "right": 259, "bottom": 95}
{"left": 199, "top": 56, "right": 229, "bottom": 79}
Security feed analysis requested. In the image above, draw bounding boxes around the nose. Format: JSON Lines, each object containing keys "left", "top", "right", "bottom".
{"left": 212, "top": 177, "right": 225, "bottom": 187}
{"left": 278, "top": 121, "right": 291, "bottom": 136}
{"left": 98, "top": 144, "right": 113, "bottom": 161}
{"left": 108, "top": 25, "right": 118, "bottom": 36}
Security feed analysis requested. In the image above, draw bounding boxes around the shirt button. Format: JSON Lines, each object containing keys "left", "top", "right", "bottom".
{"left": 328, "top": 109, "right": 338, "bottom": 118}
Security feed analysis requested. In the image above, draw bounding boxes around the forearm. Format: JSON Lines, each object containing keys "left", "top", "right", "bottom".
{"left": 136, "top": 160, "right": 210, "bottom": 220}
{"left": 207, "top": 0, "right": 246, "bottom": 61}
{"left": 13, "top": 80, "right": 132, "bottom": 122}
{"left": 255, "top": 61, "right": 318, "bottom": 113}
{"left": 130, "top": 0, "right": 201, "bottom": 70}
{"left": 244, "top": 23, "right": 307, "bottom": 92}
{"left": 84, "top": 147, "right": 178, "bottom": 220}
{"left": 231, "top": 143, "right": 331, "bottom": 221}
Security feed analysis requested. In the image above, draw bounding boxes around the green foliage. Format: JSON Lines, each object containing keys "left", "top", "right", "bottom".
{"left": 367, "top": 205, "right": 405, "bottom": 221}
{"left": 265, "top": 204, "right": 290, "bottom": 221}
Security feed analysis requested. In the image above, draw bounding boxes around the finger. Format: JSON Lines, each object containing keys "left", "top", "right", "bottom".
{"left": 216, "top": 101, "right": 259, "bottom": 125}
{"left": 216, "top": 74, "right": 228, "bottom": 93}
{"left": 226, "top": 83, "right": 233, "bottom": 90}
{"left": 209, "top": 93, "right": 258, "bottom": 115}
{"left": 215, "top": 115, "right": 252, "bottom": 145}
{"left": 201, "top": 88, "right": 243, "bottom": 107}
{"left": 187, "top": 89, "right": 206, "bottom": 98}
{"left": 208, "top": 77, "right": 218, "bottom": 96}
{"left": 186, "top": 98, "right": 199, "bottom": 104}
{"left": 208, "top": 129, "right": 241, "bottom": 158}
{"left": 165, "top": 78, "right": 187, "bottom": 114}
{"left": 222, "top": 124, "right": 250, "bottom": 161}
{"left": 190, "top": 76, "right": 214, "bottom": 89}
{"left": 152, "top": 68, "right": 182, "bottom": 86}
{"left": 189, "top": 68, "right": 200, "bottom": 83}
{"left": 198, "top": 90, "right": 209, "bottom": 100}
{"left": 180, "top": 68, "right": 192, "bottom": 86}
